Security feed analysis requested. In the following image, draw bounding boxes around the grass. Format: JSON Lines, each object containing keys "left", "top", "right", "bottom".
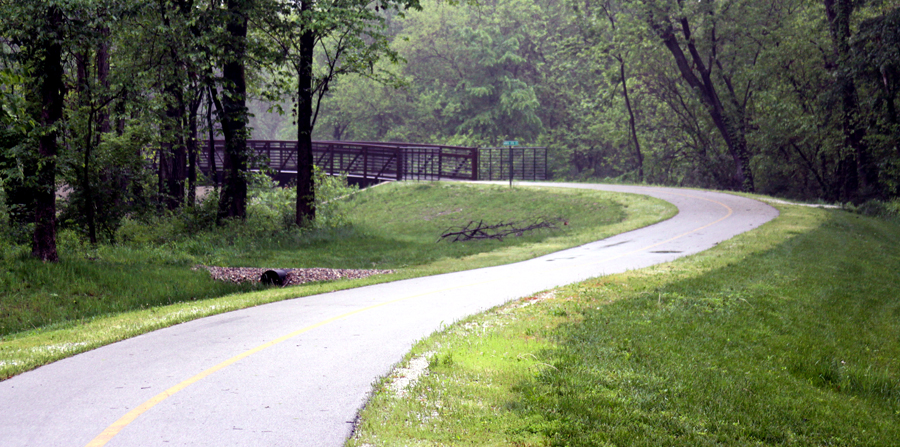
{"left": 0, "top": 182, "right": 674, "bottom": 379}
{"left": 348, "top": 200, "right": 900, "bottom": 446}
{"left": 188, "top": 181, "right": 651, "bottom": 271}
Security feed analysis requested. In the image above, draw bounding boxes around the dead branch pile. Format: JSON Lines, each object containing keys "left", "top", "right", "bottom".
{"left": 440, "top": 217, "right": 565, "bottom": 242}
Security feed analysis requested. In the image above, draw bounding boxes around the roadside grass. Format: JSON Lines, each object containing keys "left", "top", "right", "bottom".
{"left": 0, "top": 182, "right": 674, "bottom": 379}
{"left": 349, "top": 202, "right": 900, "bottom": 446}
{"left": 182, "top": 181, "right": 662, "bottom": 272}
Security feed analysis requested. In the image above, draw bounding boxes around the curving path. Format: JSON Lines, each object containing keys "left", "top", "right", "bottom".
{"left": 0, "top": 184, "right": 778, "bottom": 447}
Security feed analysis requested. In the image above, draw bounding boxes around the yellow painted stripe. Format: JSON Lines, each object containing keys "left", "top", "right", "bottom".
{"left": 592, "top": 191, "right": 734, "bottom": 261}
{"left": 85, "top": 190, "right": 733, "bottom": 447}
{"left": 539, "top": 190, "right": 733, "bottom": 273}
{"left": 84, "top": 283, "right": 486, "bottom": 447}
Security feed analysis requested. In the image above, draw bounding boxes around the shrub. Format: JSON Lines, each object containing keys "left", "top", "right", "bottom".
{"left": 115, "top": 213, "right": 185, "bottom": 245}
{"left": 851, "top": 199, "right": 900, "bottom": 221}
{"left": 247, "top": 177, "right": 295, "bottom": 233}
{"left": 0, "top": 183, "right": 8, "bottom": 239}
{"left": 106, "top": 167, "right": 358, "bottom": 248}
{"left": 312, "top": 166, "right": 358, "bottom": 229}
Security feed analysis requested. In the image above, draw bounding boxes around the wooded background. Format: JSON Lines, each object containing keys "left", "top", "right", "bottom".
{"left": 303, "top": 0, "right": 899, "bottom": 203}
{"left": 1, "top": 0, "right": 898, "bottom": 261}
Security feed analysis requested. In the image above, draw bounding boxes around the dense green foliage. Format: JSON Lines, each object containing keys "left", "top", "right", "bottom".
{"left": 351, "top": 203, "right": 900, "bottom": 446}
{"left": 2, "top": 0, "right": 897, "bottom": 259}
{"left": 307, "top": 0, "right": 899, "bottom": 202}
{"left": 0, "top": 0, "right": 420, "bottom": 259}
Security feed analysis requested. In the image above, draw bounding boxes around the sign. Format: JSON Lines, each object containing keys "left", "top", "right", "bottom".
{"left": 503, "top": 140, "right": 519, "bottom": 146}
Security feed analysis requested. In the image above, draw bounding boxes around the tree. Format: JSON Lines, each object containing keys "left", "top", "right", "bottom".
{"left": 61, "top": 0, "right": 206, "bottom": 239}
{"left": 823, "top": 0, "right": 873, "bottom": 200}
{"left": 393, "top": 0, "right": 546, "bottom": 145}
{"left": 67, "top": 2, "right": 118, "bottom": 244}
{"left": 639, "top": 0, "right": 762, "bottom": 192}
{"left": 263, "top": 0, "right": 421, "bottom": 225}
{"left": 216, "top": 0, "right": 253, "bottom": 221}
{"left": 0, "top": 1, "right": 71, "bottom": 261}
{"left": 852, "top": 6, "right": 900, "bottom": 195}
{"left": 568, "top": 0, "right": 647, "bottom": 181}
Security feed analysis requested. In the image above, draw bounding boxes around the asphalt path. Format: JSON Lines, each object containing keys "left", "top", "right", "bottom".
{"left": 0, "top": 184, "right": 778, "bottom": 447}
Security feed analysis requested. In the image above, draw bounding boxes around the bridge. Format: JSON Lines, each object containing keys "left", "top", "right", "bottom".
{"left": 198, "top": 140, "right": 547, "bottom": 185}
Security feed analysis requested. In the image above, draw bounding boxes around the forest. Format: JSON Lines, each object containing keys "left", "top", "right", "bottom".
{"left": 1, "top": 0, "right": 899, "bottom": 262}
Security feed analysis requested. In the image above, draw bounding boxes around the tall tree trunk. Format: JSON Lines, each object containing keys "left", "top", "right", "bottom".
{"left": 648, "top": 11, "right": 755, "bottom": 192}
{"left": 295, "top": 0, "right": 316, "bottom": 225}
{"left": 187, "top": 90, "right": 202, "bottom": 205}
{"left": 76, "top": 47, "right": 98, "bottom": 244}
{"left": 603, "top": 4, "right": 644, "bottom": 183}
{"left": 619, "top": 58, "right": 643, "bottom": 182}
{"left": 160, "top": 86, "right": 187, "bottom": 210}
{"left": 218, "top": 0, "right": 249, "bottom": 221}
{"left": 96, "top": 26, "right": 111, "bottom": 135}
{"left": 158, "top": 4, "right": 188, "bottom": 211}
{"left": 824, "top": 0, "right": 875, "bottom": 201}
{"left": 207, "top": 87, "right": 219, "bottom": 189}
{"left": 83, "top": 109, "right": 98, "bottom": 244}
{"left": 95, "top": 24, "right": 122, "bottom": 238}
{"left": 32, "top": 5, "right": 65, "bottom": 262}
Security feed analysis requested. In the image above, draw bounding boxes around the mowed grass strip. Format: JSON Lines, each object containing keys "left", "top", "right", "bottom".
{"left": 349, "top": 201, "right": 900, "bottom": 446}
{"left": 0, "top": 182, "right": 673, "bottom": 379}
{"left": 191, "top": 182, "right": 670, "bottom": 272}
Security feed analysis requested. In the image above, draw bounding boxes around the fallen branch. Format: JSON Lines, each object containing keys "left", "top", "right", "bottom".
{"left": 439, "top": 217, "right": 565, "bottom": 242}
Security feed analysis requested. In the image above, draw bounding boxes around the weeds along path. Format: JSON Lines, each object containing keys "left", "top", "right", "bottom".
{"left": 0, "top": 183, "right": 777, "bottom": 447}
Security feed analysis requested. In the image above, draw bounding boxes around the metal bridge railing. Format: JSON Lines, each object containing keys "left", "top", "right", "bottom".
{"left": 198, "top": 140, "right": 480, "bottom": 182}
{"left": 478, "top": 147, "right": 549, "bottom": 181}
{"left": 198, "top": 140, "right": 548, "bottom": 183}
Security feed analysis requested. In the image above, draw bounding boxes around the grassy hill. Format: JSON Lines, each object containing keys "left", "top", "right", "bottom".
{"left": 0, "top": 182, "right": 673, "bottom": 379}
{"left": 350, "top": 200, "right": 900, "bottom": 446}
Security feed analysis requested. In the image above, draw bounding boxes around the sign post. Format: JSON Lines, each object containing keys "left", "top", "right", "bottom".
{"left": 503, "top": 140, "right": 518, "bottom": 187}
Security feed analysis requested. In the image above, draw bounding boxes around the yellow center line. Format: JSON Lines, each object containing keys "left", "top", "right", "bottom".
{"left": 85, "top": 190, "right": 733, "bottom": 447}
{"left": 84, "top": 280, "right": 495, "bottom": 447}
{"left": 539, "top": 190, "right": 732, "bottom": 274}
{"left": 587, "top": 191, "right": 734, "bottom": 264}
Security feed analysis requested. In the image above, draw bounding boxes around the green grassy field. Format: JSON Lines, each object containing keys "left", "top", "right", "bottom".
{"left": 0, "top": 182, "right": 673, "bottom": 379}
{"left": 349, "top": 201, "right": 900, "bottom": 446}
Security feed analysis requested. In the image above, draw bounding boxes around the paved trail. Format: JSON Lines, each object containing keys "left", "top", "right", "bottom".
{"left": 0, "top": 184, "right": 778, "bottom": 447}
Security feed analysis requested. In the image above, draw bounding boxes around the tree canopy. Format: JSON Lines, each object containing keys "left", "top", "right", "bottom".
{"left": 0, "top": 0, "right": 419, "bottom": 259}
{"left": 314, "top": 0, "right": 899, "bottom": 199}
{"left": 1, "top": 0, "right": 898, "bottom": 260}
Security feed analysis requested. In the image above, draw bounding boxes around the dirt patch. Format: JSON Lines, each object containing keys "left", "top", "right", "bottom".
{"left": 195, "top": 266, "right": 394, "bottom": 287}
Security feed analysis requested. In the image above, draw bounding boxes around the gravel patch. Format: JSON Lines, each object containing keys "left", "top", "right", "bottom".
{"left": 759, "top": 197, "right": 840, "bottom": 208}
{"left": 195, "top": 266, "right": 394, "bottom": 287}
{"left": 387, "top": 352, "right": 434, "bottom": 398}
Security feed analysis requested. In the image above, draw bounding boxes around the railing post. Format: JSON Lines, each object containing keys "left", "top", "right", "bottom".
{"left": 489, "top": 148, "right": 493, "bottom": 180}
{"left": 396, "top": 147, "right": 403, "bottom": 181}
{"left": 472, "top": 147, "right": 479, "bottom": 181}
{"left": 509, "top": 147, "right": 513, "bottom": 187}
{"left": 520, "top": 147, "right": 524, "bottom": 181}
